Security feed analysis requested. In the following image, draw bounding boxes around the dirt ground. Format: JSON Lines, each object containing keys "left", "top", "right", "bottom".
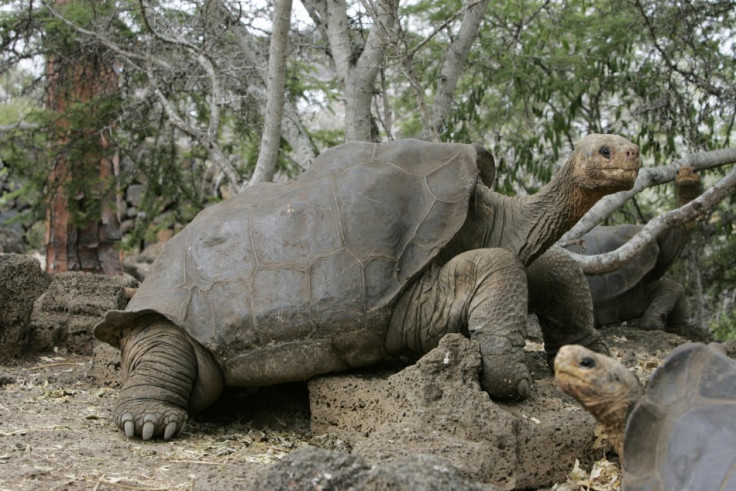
{"left": 0, "top": 353, "right": 314, "bottom": 490}
{"left": 0, "top": 324, "right": 703, "bottom": 491}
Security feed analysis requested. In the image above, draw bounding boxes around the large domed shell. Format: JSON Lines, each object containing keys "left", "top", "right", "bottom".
{"left": 95, "top": 140, "right": 487, "bottom": 364}
{"left": 623, "top": 343, "right": 736, "bottom": 490}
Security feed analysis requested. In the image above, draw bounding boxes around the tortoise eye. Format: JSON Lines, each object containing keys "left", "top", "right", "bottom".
{"left": 599, "top": 146, "right": 611, "bottom": 159}
{"left": 580, "top": 357, "right": 596, "bottom": 368}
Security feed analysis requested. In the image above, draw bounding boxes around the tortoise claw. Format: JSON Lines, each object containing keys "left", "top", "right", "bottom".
{"left": 142, "top": 420, "right": 155, "bottom": 440}
{"left": 164, "top": 421, "right": 179, "bottom": 440}
{"left": 113, "top": 401, "right": 188, "bottom": 440}
{"left": 123, "top": 415, "right": 135, "bottom": 438}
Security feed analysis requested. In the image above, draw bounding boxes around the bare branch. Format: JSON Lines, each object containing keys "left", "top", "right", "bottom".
{"left": 566, "top": 166, "right": 736, "bottom": 274}
{"left": 405, "top": 0, "right": 485, "bottom": 59}
{"left": 144, "top": 50, "right": 244, "bottom": 193}
{"left": 420, "top": 0, "right": 490, "bottom": 141}
{"left": 559, "top": 147, "right": 736, "bottom": 243}
{"left": 138, "top": 0, "right": 222, "bottom": 143}
{"left": 138, "top": 0, "right": 243, "bottom": 191}
{"left": 0, "top": 122, "right": 39, "bottom": 132}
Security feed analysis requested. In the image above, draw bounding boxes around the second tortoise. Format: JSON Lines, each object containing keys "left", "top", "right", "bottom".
{"left": 555, "top": 342, "right": 736, "bottom": 490}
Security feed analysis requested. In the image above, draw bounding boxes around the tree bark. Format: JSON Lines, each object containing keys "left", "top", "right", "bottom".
{"left": 565, "top": 165, "right": 736, "bottom": 274}
{"left": 560, "top": 147, "right": 736, "bottom": 243}
{"left": 419, "top": 0, "right": 489, "bottom": 142}
{"left": 45, "top": 3, "right": 123, "bottom": 275}
{"left": 251, "top": 0, "right": 293, "bottom": 185}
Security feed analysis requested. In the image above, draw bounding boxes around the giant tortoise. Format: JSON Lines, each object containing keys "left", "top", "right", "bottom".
{"left": 95, "top": 135, "right": 640, "bottom": 440}
{"left": 555, "top": 342, "right": 736, "bottom": 490}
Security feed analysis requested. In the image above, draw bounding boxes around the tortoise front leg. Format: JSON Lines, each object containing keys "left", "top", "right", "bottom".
{"left": 527, "top": 246, "right": 609, "bottom": 366}
{"left": 115, "top": 316, "right": 224, "bottom": 440}
{"left": 387, "top": 248, "right": 531, "bottom": 400}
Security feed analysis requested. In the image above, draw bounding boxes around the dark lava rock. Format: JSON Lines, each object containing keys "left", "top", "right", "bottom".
{"left": 249, "top": 446, "right": 496, "bottom": 490}
{"left": 0, "top": 254, "right": 50, "bottom": 358}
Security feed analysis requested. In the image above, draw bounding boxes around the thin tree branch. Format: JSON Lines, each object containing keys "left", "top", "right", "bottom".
{"left": 138, "top": 0, "right": 221, "bottom": 143}
{"left": 138, "top": 0, "right": 243, "bottom": 191}
{"left": 405, "top": 0, "right": 485, "bottom": 59}
{"left": 143, "top": 50, "right": 243, "bottom": 192}
{"left": 251, "top": 0, "right": 293, "bottom": 185}
{"left": 0, "top": 122, "right": 39, "bottom": 132}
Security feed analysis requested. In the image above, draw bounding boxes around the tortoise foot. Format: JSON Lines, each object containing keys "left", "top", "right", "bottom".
{"left": 113, "top": 318, "right": 199, "bottom": 440}
{"left": 114, "top": 395, "right": 189, "bottom": 440}
{"left": 481, "top": 353, "right": 532, "bottom": 400}
{"left": 638, "top": 317, "right": 666, "bottom": 331}
{"left": 474, "top": 336, "right": 532, "bottom": 401}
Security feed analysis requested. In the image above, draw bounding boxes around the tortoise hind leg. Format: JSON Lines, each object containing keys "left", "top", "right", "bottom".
{"left": 115, "top": 316, "right": 224, "bottom": 440}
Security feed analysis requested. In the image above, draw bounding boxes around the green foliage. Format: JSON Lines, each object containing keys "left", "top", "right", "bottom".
{"left": 710, "top": 309, "right": 736, "bottom": 342}
{"left": 390, "top": 0, "right": 734, "bottom": 195}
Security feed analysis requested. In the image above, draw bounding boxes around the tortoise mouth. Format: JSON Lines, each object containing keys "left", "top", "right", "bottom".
{"left": 553, "top": 367, "right": 588, "bottom": 400}
{"left": 601, "top": 167, "right": 638, "bottom": 180}
{"left": 553, "top": 361, "right": 582, "bottom": 380}
{"left": 593, "top": 166, "right": 639, "bottom": 190}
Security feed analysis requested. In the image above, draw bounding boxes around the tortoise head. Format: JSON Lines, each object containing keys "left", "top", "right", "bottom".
{"left": 569, "top": 134, "right": 640, "bottom": 195}
{"left": 675, "top": 166, "right": 702, "bottom": 204}
{"left": 554, "top": 345, "right": 643, "bottom": 453}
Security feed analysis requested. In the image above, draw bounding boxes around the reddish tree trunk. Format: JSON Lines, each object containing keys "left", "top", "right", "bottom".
{"left": 45, "top": 14, "right": 123, "bottom": 276}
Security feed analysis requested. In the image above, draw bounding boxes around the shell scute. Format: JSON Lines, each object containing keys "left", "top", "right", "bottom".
{"left": 251, "top": 178, "right": 343, "bottom": 265}
{"left": 309, "top": 251, "right": 364, "bottom": 313}
{"left": 333, "top": 162, "right": 428, "bottom": 262}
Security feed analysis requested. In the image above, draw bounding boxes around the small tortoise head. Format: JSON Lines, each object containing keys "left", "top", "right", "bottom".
{"left": 675, "top": 166, "right": 702, "bottom": 204}
{"left": 569, "top": 134, "right": 641, "bottom": 195}
{"left": 554, "top": 345, "right": 644, "bottom": 454}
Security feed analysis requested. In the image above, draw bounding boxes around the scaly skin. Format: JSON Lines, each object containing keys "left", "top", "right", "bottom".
{"left": 527, "top": 246, "right": 610, "bottom": 366}
{"left": 447, "top": 135, "right": 639, "bottom": 364}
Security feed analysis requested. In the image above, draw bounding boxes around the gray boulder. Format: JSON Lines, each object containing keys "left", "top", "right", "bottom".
{"left": 30, "top": 272, "right": 129, "bottom": 355}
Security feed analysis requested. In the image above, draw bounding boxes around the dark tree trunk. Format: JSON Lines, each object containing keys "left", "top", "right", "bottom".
{"left": 45, "top": 4, "right": 123, "bottom": 275}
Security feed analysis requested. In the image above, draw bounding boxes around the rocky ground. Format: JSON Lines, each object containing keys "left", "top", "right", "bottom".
{"left": 0, "top": 251, "right": 723, "bottom": 490}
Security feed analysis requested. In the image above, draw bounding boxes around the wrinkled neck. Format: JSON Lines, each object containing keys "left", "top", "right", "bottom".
{"left": 449, "top": 162, "right": 604, "bottom": 266}
{"left": 587, "top": 389, "right": 640, "bottom": 457}
{"left": 676, "top": 183, "right": 702, "bottom": 231}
